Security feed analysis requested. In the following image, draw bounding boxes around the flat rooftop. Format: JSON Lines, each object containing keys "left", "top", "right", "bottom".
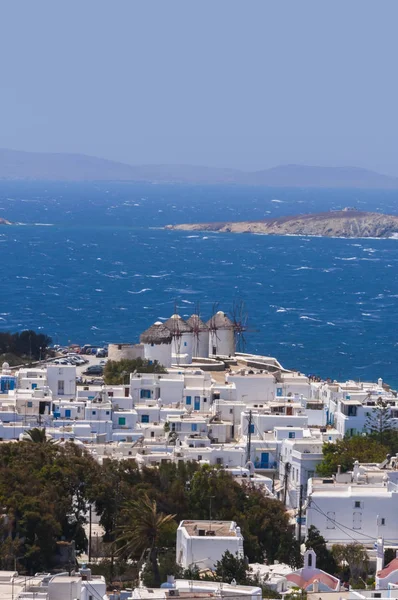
{"left": 181, "top": 520, "right": 238, "bottom": 537}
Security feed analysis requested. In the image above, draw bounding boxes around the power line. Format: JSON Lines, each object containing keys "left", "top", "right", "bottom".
{"left": 309, "top": 499, "right": 395, "bottom": 544}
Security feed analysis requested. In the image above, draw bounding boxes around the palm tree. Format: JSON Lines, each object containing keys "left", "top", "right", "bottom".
{"left": 24, "top": 427, "right": 54, "bottom": 443}
{"left": 115, "top": 494, "right": 176, "bottom": 587}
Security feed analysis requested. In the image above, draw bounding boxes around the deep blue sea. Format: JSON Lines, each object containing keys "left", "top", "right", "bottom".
{"left": 0, "top": 181, "right": 397, "bottom": 386}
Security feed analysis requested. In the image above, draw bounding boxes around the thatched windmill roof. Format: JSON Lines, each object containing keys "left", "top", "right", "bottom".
{"left": 206, "top": 311, "right": 234, "bottom": 330}
{"left": 140, "top": 322, "right": 173, "bottom": 345}
{"left": 187, "top": 314, "right": 209, "bottom": 332}
{"left": 164, "top": 314, "right": 193, "bottom": 334}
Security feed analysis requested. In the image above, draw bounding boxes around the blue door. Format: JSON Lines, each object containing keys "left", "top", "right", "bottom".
{"left": 194, "top": 397, "right": 200, "bottom": 410}
{"left": 261, "top": 452, "right": 269, "bottom": 468}
{"left": 65, "top": 409, "right": 71, "bottom": 418}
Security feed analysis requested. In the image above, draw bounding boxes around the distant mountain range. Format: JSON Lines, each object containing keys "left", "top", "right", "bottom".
{"left": 0, "top": 148, "right": 398, "bottom": 188}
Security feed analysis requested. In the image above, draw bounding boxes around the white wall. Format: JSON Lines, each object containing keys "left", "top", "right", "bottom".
{"left": 176, "top": 521, "right": 244, "bottom": 570}
{"left": 47, "top": 365, "right": 76, "bottom": 398}
{"left": 143, "top": 342, "right": 172, "bottom": 368}
{"left": 306, "top": 486, "right": 398, "bottom": 543}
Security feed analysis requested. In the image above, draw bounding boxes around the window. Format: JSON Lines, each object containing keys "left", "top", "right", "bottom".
{"left": 198, "top": 455, "right": 202, "bottom": 460}
{"left": 353, "top": 512, "right": 362, "bottom": 529}
{"left": 184, "top": 341, "right": 187, "bottom": 347}
{"left": 186, "top": 396, "right": 192, "bottom": 405}
{"left": 354, "top": 501, "right": 361, "bottom": 509}
{"left": 140, "top": 389, "right": 151, "bottom": 399}
{"left": 326, "top": 511, "right": 336, "bottom": 529}
{"left": 141, "top": 415, "right": 149, "bottom": 423}
{"left": 118, "top": 417, "right": 126, "bottom": 426}
{"left": 106, "top": 411, "right": 110, "bottom": 415}
{"left": 288, "top": 432, "right": 296, "bottom": 439}
{"left": 191, "top": 423, "right": 198, "bottom": 432}
{"left": 151, "top": 431, "right": 155, "bottom": 438}
{"left": 27, "top": 402, "right": 33, "bottom": 408}
{"left": 249, "top": 424, "right": 255, "bottom": 434}
{"left": 381, "top": 518, "right": 386, "bottom": 526}
{"left": 92, "top": 410, "right": 96, "bottom": 415}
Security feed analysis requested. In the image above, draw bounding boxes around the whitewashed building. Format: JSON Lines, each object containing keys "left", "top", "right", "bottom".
{"left": 176, "top": 519, "right": 244, "bottom": 570}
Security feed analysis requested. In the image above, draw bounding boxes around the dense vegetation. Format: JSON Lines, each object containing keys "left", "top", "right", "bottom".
{"left": 103, "top": 358, "right": 167, "bottom": 384}
{"left": 0, "top": 330, "right": 52, "bottom": 362}
{"left": 316, "top": 436, "right": 388, "bottom": 476}
{"left": 0, "top": 439, "right": 300, "bottom": 578}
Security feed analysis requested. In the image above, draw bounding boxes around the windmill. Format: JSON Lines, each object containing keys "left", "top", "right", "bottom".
{"left": 207, "top": 302, "right": 221, "bottom": 356}
{"left": 206, "top": 303, "right": 235, "bottom": 357}
{"left": 164, "top": 303, "right": 193, "bottom": 365}
{"left": 187, "top": 302, "right": 209, "bottom": 358}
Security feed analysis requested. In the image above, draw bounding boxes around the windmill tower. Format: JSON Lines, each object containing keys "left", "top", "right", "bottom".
{"left": 206, "top": 308, "right": 235, "bottom": 357}
{"left": 187, "top": 312, "right": 209, "bottom": 358}
{"left": 164, "top": 314, "right": 193, "bottom": 365}
{"left": 140, "top": 322, "right": 173, "bottom": 367}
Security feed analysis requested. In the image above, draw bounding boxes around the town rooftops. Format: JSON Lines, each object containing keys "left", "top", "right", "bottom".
{"left": 179, "top": 520, "right": 241, "bottom": 537}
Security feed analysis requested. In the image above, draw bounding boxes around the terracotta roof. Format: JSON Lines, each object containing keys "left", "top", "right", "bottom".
{"left": 377, "top": 557, "right": 398, "bottom": 578}
{"left": 287, "top": 571, "right": 340, "bottom": 591}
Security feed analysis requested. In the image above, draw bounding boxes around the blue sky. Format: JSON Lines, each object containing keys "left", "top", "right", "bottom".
{"left": 1, "top": 1, "right": 397, "bottom": 173}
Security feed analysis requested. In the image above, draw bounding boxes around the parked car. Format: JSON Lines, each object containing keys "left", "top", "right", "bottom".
{"left": 83, "top": 365, "right": 104, "bottom": 375}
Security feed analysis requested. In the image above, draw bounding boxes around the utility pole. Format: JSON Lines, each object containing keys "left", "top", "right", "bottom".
{"left": 88, "top": 504, "right": 92, "bottom": 563}
{"left": 283, "top": 462, "right": 291, "bottom": 506}
{"left": 246, "top": 410, "right": 253, "bottom": 464}
{"left": 297, "top": 484, "right": 304, "bottom": 543}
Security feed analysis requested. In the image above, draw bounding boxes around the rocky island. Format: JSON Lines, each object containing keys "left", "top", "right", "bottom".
{"left": 166, "top": 210, "right": 398, "bottom": 239}
{"left": 0, "top": 218, "right": 12, "bottom": 225}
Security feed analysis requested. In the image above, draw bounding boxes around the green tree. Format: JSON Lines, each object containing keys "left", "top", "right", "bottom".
{"left": 214, "top": 551, "right": 249, "bottom": 584}
{"left": 104, "top": 358, "right": 167, "bottom": 384}
{"left": 305, "top": 526, "right": 337, "bottom": 574}
{"left": 0, "top": 440, "right": 99, "bottom": 573}
{"left": 331, "top": 543, "right": 369, "bottom": 585}
{"left": 115, "top": 494, "right": 176, "bottom": 587}
{"left": 24, "top": 428, "right": 54, "bottom": 444}
{"left": 366, "top": 398, "right": 396, "bottom": 447}
{"left": 317, "top": 436, "right": 388, "bottom": 476}
{"left": 141, "top": 550, "right": 183, "bottom": 588}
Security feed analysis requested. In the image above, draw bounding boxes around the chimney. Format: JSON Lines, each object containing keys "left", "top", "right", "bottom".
{"left": 352, "top": 460, "right": 360, "bottom": 481}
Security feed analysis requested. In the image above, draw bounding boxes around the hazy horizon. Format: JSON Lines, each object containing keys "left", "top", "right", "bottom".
{"left": 1, "top": 1, "right": 398, "bottom": 175}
